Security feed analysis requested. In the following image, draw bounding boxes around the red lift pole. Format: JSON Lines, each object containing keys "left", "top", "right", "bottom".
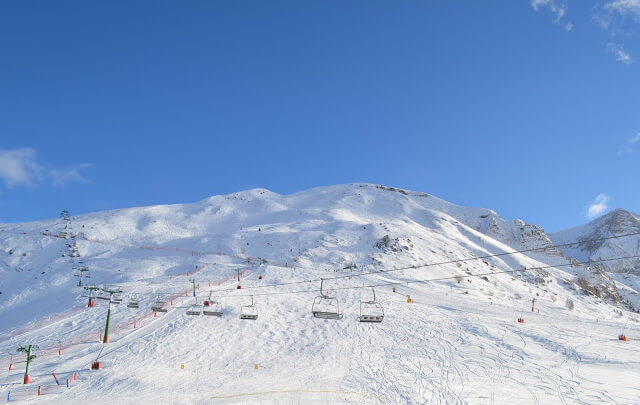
{"left": 84, "top": 285, "right": 99, "bottom": 307}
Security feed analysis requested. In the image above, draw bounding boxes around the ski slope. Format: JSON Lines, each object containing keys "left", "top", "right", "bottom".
{"left": 0, "top": 183, "right": 638, "bottom": 403}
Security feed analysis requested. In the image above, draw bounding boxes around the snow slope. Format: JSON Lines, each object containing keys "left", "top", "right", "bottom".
{"left": 0, "top": 183, "right": 638, "bottom": 404}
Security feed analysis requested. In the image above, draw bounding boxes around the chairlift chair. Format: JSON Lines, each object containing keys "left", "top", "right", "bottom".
{"left": 203, "top": 301, "right": 223, "bottom": 316}
{"left": 240, "top": 296, "right": 258, "bottom": 320}
{"left": 359, "top": 287, "right": 384, "bottom": 323}
{"left": 312, "top": 279, "right": 343, "bottom": 320}
{"left": 95, "top": 291, "right": 111, "bottom": 301}
{"left": 186, "top": 304, "right": 202, "bottom": 316}
{"left": 111, "top": 292, "right": 123, "bottom": 304}
{"left": 127, "top": 293, "right": 139, "bottom": 308}
{"left": 203, "top": 293, "right": 223, "bottom": 316}
{"left": 151, "top": 295, "right": 168, "bottom": 313}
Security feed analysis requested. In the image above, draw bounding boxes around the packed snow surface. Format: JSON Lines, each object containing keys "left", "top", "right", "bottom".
{"left": 0, "top": 183, "right": 638, "bottom": 404}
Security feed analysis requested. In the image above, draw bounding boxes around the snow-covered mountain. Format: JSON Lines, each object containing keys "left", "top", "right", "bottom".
{"left": 550, "top": 209, "right": 640, "bottom": 312}
{"left": 460, "top": 206, "right": 640, "bottom": 311}
{"left": 551, "top": 208, "right": 640, "bottom": 272}
{"left": 0, "top": 183, "right": 638, "bottom": 404}
{"left": 466, "top": 210, "right": 564, "bottom": 257}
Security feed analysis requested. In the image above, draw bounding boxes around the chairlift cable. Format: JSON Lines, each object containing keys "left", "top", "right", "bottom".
{"left": 209, "top": 254, "right": 640, "bottom": 298}
{"left": 207, "top": 231, "right": 640, "bottom": 293}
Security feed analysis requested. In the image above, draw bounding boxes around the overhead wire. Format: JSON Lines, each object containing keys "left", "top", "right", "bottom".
{"left": 212, "top": 254, "right": 640, "bottom": 298}
{"left": 207, "top": 231, "right": 640, "bottom": 293}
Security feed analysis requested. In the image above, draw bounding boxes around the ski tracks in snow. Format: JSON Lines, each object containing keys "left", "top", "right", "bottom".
{"left": 340, "top": 296, "right": 628, "bottom": 404}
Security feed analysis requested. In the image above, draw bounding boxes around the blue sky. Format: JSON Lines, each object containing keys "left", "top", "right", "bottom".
{"left": 0, "top": 0, "right": 638, "bottom": 231}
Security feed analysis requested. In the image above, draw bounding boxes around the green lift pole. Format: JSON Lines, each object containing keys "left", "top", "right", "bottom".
{"left": 103, "top": 295, "right": 112, "bottom": 343}
{"left": 100, "top": 285, "right": 121, "bottom": 343}
{"left": 17, "top": 344, "right": 37, "bottom": 384}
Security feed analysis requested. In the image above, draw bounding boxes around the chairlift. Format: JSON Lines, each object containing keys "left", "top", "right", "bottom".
{"left": 359, "top": 287, "right": 384, "bottom": 323}
{"left": 203, "top": 302, "right": 223, "bottom": 316}
{"left": 111, "top": 292, "right": 123, "bottom": 304}
{"left": 619, "top": 321, "right": 629, "bottom": 341}
{"left": 103, "top": 284, "right": 122, "bottom": 293}
{"left": 151, "top": 295, "right": 168, "bottom": 313}
{"left": 127, "top": 293, "right": 139, "bottom": 308}
{"left": 312, "top": 279, "right": 343, "bottom": 320}
{"left": 186, "top": 303, "right": 202, "bottom": 316}
{"left": 203, "top": 293, "right": 223, "bottom": 316}
{"left": 240, "top": 296, "right": 258, "bottom": 320}
{"left": 95, "top": 291, "right": 111, "bottom": 301}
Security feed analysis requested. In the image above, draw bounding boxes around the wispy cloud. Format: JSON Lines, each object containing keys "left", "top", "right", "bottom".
{"left": 50, "top": 164, "right": 92, "bottom": 186}
{"left": 604, "top": 0, "right": 640, "bottom": 21}
{"left": 530, "top": 0, "right": 568, "bottom": 22}
{"left": 596, "top": 1, "right": 640, "bottom": 63}
{"left": 586, "top": 193, "right": 610, "bottom": 219}
{"left": 608, "top": 42, "right": 633, "bottom": 64}
{"left": 0, "top": 148, "right": 42, "bottom": 188}
{"left": 618, "top": 132, "right": 640, "bottom": 154}
{"left": 0, "top": 147, "right": 90, "bottom": 189}
{"left": 529, "top": 1, "right": 638, "bottom": 64}
{"left": 598, "top": 0, "right": 640, "bottom": 29}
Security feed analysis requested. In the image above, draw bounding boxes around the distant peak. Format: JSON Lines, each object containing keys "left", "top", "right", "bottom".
{"left": 596, "top": 208, "right": 638, "bottom": 222}
{"left": 587, "top": 208, "right": 640, "bottom": 237}
{"left": 608, "top": 208, "right": 635, "bottom": 217}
